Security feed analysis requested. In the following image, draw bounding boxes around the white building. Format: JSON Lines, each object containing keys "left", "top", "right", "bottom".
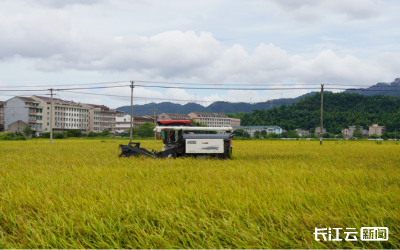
{"left": 232, "top": 126, "right": 282, "bottom": 137}
{"left": 32, "top": 96, "right": 90, "bottom": 134}
{"left": 115, "top": 115, "right": 153, "bottom": 133}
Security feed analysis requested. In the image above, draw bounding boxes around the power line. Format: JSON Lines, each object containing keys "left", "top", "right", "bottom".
{"left": 0, "top": 80, "right": 128, "bottom": 88}
{"left": 0, "top": 85, "right": 129, "bottom": 92}
{"left": 0, "top": 85, "right": 347, "bottom": 91}
{"left": 60, "top": 90, "right": 400, "bottom": 105}
{"left": 104, "top": 84, "right": 400, "bottom": 91}
{"left": 135, "top": 80, "right": 400, "bottom": 88}
{"left": 1, "top": 79, "right": 399, "bottom": 88}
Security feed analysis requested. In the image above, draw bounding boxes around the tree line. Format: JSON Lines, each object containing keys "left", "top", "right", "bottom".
{"left": 228, "top": 92, "right": 400, "bottom": 134}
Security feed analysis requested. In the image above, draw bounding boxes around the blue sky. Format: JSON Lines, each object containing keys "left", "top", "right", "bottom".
{"left": 0, "top": 0, "right": 399, "bottom": 108}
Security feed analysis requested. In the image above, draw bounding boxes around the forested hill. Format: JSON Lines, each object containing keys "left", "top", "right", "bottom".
{"left": 228, "top": 92, "right": 400, "bottom": 134}
{"left": 116, "top": 92, "right": 315, "bottom": 115}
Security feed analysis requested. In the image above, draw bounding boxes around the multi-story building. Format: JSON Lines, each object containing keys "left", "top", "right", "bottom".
{"left": 0, "top": 101, "right": 5, "bottom": 127}
{"left": 232, "top": 126, "right": 282, "bottom": 137}
{"left": 32, "top": 96, "right": 90, "bottom": 134}
{"left": 230, "top": 118, "right": 241, "bottom": 127}
{"left": 86, "top": 104, "right": 116, "bottom": 134}
{"left": 188, "top": 112, "right": 231, "bottom": 127}
{"left": 115, "top": 115, "right": 153, "bottom": 133}
{"left": 4, "top": 96, "right": 43, "bottom": 136}
{"left": 369, "top": 124, "right": 385, "bottom": 136}
{"left": 116, "top": 110, "right": 125, "bottom": 117}
{"left": 158, "top": 113, "right": 190, "bottom": 121}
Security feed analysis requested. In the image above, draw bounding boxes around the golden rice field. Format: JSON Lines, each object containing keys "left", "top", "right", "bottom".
{"left": 0, "top": 139, "right": 399, "bottom": 248}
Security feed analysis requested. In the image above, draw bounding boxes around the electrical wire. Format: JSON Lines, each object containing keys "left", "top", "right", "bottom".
{"left": 0, "top": 85, "right": 129, "bottom": 92}
{"left": 105, "top": 84, "right": 400, "bottom": 91}
{"left": 0, "top": 79, "right": 399, "bottom": 88}
{"left": 60, "top": 90, "right": 400, "bottom": 105}
{"left": 60, "top": 90, "right": 304, "bottom": 104}
{"left": 134, "top": 80, "right": 399, "bottom": 88}
{"left": 0, "top": 81, "right": 129, "bottom": 88}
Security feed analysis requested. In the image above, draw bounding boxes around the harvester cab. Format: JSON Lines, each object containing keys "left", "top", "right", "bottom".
{"left": 119, "top": 120, "right": 234, "bottom": 159}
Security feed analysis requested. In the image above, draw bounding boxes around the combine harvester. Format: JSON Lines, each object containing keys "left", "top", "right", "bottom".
{"left": 119, "top": 120, "right": 234, "bottom": 159}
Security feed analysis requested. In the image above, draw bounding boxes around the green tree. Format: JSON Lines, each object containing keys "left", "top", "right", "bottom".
{"left": 230, "top": 92, "right": 400, "bottom": 134}
{"left": 287, "top": 130, "right": 300, "bottom": 138}
{"left": 370, "top": 134, "right": 380, "bottom": 139}
{"left": 269, "top": 133, "right": 279, "bottom": 138}
{"left": 54, "top": 133, "right": 66, "bottom": 139}
{"left": 233, "top": 129, "right": 250, "bottom": 138}
{"left": 352, "top": 130, "right": 364, "bottom": 138}
{"left": 137, "top": 122, "right": 155, "bottom": 138}
{"left": 322, "top": 132, "right": 331, "bottom": 138}
{"left": 88, "top": 131, "right": 98, "bottom": 137}
{"left": 23, "top": 126, "right": 33, "bottom": 138}
{"left": 101, "top": 129, "right": 110, "bottom": 137}
{"left": 67, "top": 129, "right": 82, "bottom": 137}
{"left": 261, "top": 130, "right": 267, "bottom": 136}
{"left": 41, "top": 132, "right": 50, "bottom": 138}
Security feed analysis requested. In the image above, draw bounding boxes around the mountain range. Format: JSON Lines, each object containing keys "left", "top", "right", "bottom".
{"left": 345, "top": 78, "right": 400, "bottom": 97}
{"left": 116, "top": 92, "right": 316, "bottom": 115}
{"left": 116, "top": 79, "right": 400, "bottom": 115}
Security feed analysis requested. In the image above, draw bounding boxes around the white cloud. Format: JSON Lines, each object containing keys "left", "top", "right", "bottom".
{"left": 0, "top": 0, "right": 399, "bottom": 108}
{"left": 0, "top": 0, "right": 107, "bottom": 8}
{"left": 268, "top": 0, "right": 383, "bottom": 22}
{"left": 0, "top": 9, "right": 398, "bottom": 86}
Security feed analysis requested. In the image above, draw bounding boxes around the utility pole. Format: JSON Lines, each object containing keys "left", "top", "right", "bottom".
{"left": 320, "top": 84, "right": 324, "bottom": 145}
{"left": 150, "top": 108, "right": 158, "bottom": 142}
{"left": 49, "top": 88, "right": 54, "bottom": 145}
{"left": 395, "top": 129, "right": 397, "bottom": 141}
{"left": 130, "top": 81, "right": 134, "bottom": 144}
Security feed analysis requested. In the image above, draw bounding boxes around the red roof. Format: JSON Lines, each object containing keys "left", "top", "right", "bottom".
{"left": 158, "top": 120, "right": 192, "bottom": 125}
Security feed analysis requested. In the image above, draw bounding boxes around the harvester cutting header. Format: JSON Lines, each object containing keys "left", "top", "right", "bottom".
{"left": 119, "top": 120, "right": 234, "bottom": 159}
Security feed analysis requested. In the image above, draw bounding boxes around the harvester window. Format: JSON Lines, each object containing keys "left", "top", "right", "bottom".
{"left": 168, "top": 131, "right": 176, "bottom": 143}
{"left": 161, "top": 131, "right": 166, "bottom": 140}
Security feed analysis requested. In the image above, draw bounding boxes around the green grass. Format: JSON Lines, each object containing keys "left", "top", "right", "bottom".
{"left": 0, "top": 140, "right": 399, "bottom": 248}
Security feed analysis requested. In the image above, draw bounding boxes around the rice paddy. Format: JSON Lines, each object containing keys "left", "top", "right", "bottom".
{"left": 0, "top": 139, "right": 399, "bottom": 248}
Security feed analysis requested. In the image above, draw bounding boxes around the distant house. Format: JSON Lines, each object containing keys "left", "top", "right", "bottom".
{"left": 7, "top": 120, "right": 30, "bottom": 134}
{"left": 342, "top": 128, "right": 351, "bottom": 138}
{"left": 233, "top": 126, "right": 282, "bottom": 137}
{"left": 369, "top": 124, "right": 385, "bottom": 136}
{"left": 295, "top": 128, "right": 310, "bottom": 136}
{"left": 315, "top": 127, "right": 326, "bottom": 135}
{"left": 115, "top": 115, "right": 153, "bottom": 133}
{"left": 341, "top": 126, "right": 363, "bottom": 138}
